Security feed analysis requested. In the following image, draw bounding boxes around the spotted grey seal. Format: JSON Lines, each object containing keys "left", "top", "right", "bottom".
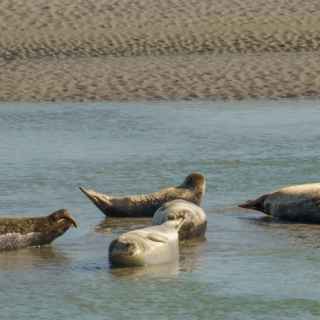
{"left": 239, "top": 183, "right": 320, "bottom": 222}
{"left": 79, "top": 172, "right": 205, "bottom": 217}
{"left": 109, "top": 219, "right": 183, "bottom": 267}
{"left": 152, "top": 199, "right": 207, "bottom": 240}
{"left": 0, "top": 209, "right": 77, "bottom": 251}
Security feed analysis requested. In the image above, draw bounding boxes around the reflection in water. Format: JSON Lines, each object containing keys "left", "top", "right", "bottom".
{"left": 179, "top": 239, "right": 207, "bottom": 272}
{"left": 0, "top": 246, "right": 69, "bottom": 271}
{"left": 244, "top": 214, "right": 320, "bottom": 248}
{"left": 110, "top": 262, "right": 180, "bottom": 279}
{"left": 95, "top": 217, "right": 152, "bottom": 236}
{"left": 210, "top": 206, "right": 248, "bottom": 215}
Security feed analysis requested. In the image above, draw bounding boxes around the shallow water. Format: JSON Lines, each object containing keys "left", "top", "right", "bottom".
{"left": 1, "top": 99, "right": 320, "bottom": 319}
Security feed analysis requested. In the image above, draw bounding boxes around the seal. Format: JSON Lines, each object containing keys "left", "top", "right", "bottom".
{"left": 239, "top": 183, "right": 320, "bottom": 222}
{"left": 0, "top": 209, "right": 78, "bottom": 251}
{"left": 79, "top": 172, "right": 205, "bottom": 217}
{"left": 109, "top": 219, "right": 183, "bottom": 267}
{"left": 152, "top": 199, "right": 207, "bottom": 240}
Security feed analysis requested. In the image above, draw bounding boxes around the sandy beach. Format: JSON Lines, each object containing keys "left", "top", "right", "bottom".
{"left": 1, "top": 0, "right": 320, "bottom": 101}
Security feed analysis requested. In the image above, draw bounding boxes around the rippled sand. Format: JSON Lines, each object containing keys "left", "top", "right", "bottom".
{"left": 1, "top": 0, "right": 320, "bottom": 101}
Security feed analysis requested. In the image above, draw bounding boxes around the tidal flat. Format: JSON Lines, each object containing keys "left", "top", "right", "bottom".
{"left": 1, "top": 0, "right": 320, "bottom": 100}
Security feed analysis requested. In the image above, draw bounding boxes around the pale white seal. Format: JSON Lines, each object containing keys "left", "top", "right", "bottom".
{"left": 152, "top": 200, "right": 207, "bottom": 240}
{"left": 109, "top": 219, "right": 183, "bottom": 267}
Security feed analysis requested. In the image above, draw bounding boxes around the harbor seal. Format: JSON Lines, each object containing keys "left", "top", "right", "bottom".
{"left": 79, "top": 172, "right": 205, "bottom": 217}
{"left": 0, "top": 209, "right": 77, "bottom": 251}
{"left": 109, "top": 219, "right": 183, "bottom": 267}
{"left": 152, "top": 200, "right": 207, "bottom": 240}
{"left": 239, "top": 183, "right": 320, "bottom": 222}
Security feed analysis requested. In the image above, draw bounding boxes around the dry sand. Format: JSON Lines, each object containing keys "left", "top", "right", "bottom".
{"left": 1, "top": 0, "right": 320, "bottom": 101}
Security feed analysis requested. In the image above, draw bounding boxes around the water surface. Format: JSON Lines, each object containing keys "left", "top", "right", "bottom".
{"left": 1, "top": 99, "right": 320, "bottom": 319}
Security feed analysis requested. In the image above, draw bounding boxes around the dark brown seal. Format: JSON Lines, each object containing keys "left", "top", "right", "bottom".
{"left": 79, "top": 172, "right": 206, "bottom": 217}
{"left": 0, "top": 209, "right": 77, "bottom": 251}
{"left": 239, "top": 183, "right": 320, "bottom": 222}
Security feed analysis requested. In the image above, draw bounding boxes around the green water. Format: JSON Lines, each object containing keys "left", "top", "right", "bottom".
{"left": 0, "top": 99, "right": 320, "bottom": 319}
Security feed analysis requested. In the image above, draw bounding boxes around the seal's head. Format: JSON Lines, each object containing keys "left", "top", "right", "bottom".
{"left": 109, "top": 234, "right": 146, "bottom": 267}
{"left": 40, "top": 209, "right": 78, "bottom": 242}
{"left": 182, "top": 173, "right": 205, "bottom": 190}
{"left": 48, "top": 209, "right": 78, "bottom": 228}
{"left": 181, "top": 173, "right": 206, "bottom": 204}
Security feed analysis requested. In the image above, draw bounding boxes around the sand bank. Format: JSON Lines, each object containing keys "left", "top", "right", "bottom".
{"left": 1, "top": 0, "right": 320, "bottom": 101}
{"left": 2, "top": 52, "right": 319, "bottom": 101}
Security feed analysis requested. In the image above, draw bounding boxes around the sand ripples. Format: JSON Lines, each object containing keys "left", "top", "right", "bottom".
{"left": 1, "top": 0, "right": 320, "bottom": 100}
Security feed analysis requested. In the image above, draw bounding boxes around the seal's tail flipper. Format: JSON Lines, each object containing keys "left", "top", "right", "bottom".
{"left": 238, "top": 200, "right": 256, "bottom": 209}
{"left": 79, "top": 187, "right": 112, "bottom": 216}
{"left": 79, "top": 186, "right": 96, "bottom": 202}
{"left": 79, "top": 187, "right": 96, "bottom": 197}
{"left": 238, "top": 194, "right": 269, "bottom": 212}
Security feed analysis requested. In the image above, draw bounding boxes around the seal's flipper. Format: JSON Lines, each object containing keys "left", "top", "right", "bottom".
{"left": 238, "top": 199, "right": 258, "bottom": 209}
{"left": 238, "top": 194, "right": 269, "bottom": 213}
{"left": 79, "top": 187, "right": 110, "bottom": 201}
{"left": 146, "top": 233, "right": 168, "bottom": 243}
{"left": 79, "top": 187, "right": 112, "bottom": 215}
{"left": 165, "top": 218, "right": 185, "bottom": 231}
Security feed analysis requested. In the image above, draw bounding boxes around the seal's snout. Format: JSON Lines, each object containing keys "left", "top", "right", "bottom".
{"left": 110, "top": 239, "right": 138, "bottom": 256}
{"left": 109, "top": 238, "right": 142, "bottom": 267}
{"left": 49, "top": 209, "right": 78, "bottom": 228}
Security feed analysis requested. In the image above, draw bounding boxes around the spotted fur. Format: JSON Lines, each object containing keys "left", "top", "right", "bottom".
{"left": 80, "top": 172, "right": 205, "bottom": 217}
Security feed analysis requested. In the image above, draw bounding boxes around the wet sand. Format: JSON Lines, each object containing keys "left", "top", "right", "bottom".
{"left": 1, "top": 0, "right": 320, "bottom": 101}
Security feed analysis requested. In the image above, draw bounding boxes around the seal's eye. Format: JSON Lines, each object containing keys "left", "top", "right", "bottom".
{"left": 49, "top": 210, "right": 78, "bottom": 228}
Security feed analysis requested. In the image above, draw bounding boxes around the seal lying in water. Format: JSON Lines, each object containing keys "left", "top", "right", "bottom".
{"left": 79, "top": 172, "right": 205, "bottom": 217}
{"left": 109, "top": 219, "right": 183, "bottom": 267}
{"left": 239, "top": 183, "right": 320, "bottom": 222}
{"left": 152, "top": 200, "right": 207, "bottom": 240}
{"left": 0, "top": 209, "right": 77, "bottom": 251}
